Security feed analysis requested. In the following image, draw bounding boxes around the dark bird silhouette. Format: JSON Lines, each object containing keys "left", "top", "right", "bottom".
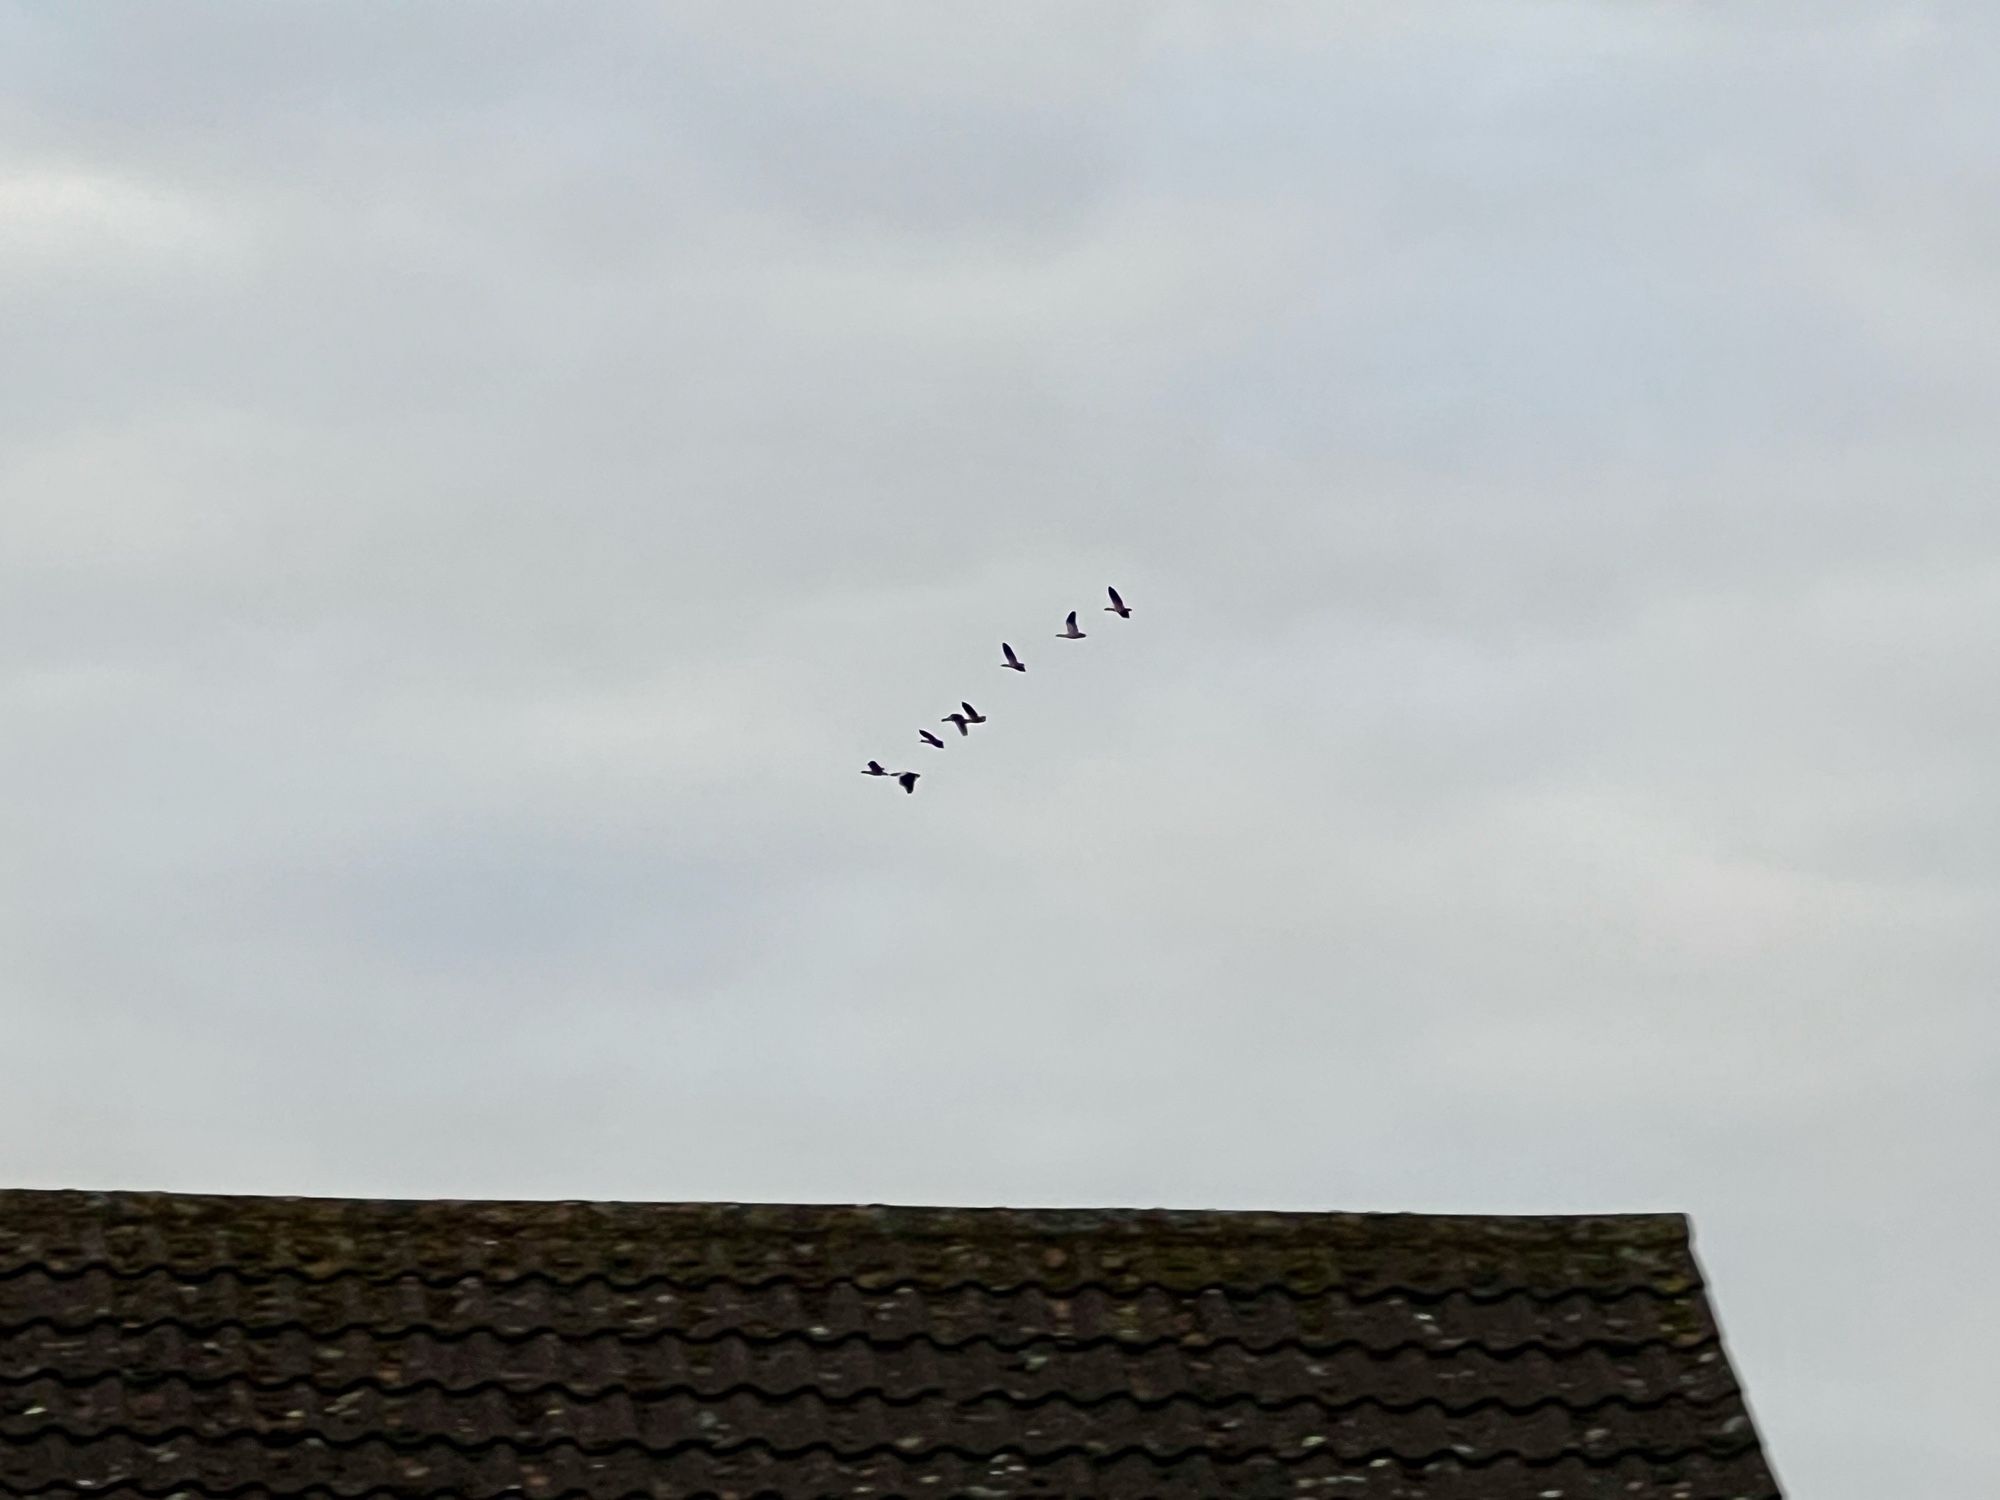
{"left": 898, "top": 771, "right": 920, "bottom": 794}
{"left": 960, "top": 702, "right": 987, "bottom": 724}
{"left": 1057, "top": 610, "right": 1086, "bottom": 639}
{"left": 918, "top": 729, "right": 945, "bottom": 748}
{"left": 1105, "top": 586, "right": 1131, "bottom": 618}
{"left": 862, "top": 760, "right": 891, "bottom": 777}
{"left": 943, "top": 712, "right": 971, "bottom": 736}
{"left": 1001, "top": 642, "right": 1026, "bottom": 672}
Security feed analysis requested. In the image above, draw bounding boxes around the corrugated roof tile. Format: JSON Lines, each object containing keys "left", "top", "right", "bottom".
{"left": 0, "top": 1191, "right": 1778, "bottom": 1498}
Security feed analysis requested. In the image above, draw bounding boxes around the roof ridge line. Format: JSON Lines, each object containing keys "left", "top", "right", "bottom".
{"left": 0, "top": 1190, "right": 1691, "bottom": 1231}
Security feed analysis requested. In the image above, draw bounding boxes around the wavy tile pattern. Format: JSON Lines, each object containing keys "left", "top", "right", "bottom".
{"left": 0, "top": 1193, "right": 1779, "bottom": 1498}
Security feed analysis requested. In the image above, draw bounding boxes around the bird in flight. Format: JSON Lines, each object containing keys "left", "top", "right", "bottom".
{"left": 942, "top": 712, "right": 972, "bottom": 737}
{"left": 959, "top": 701, "right": 987, "bottom": 724}
{"left": 1105, "top": 586, "right": 1131, "bottom": 618}
{"left": 918, "top": 729, "right": 945, "bottom": 748}
{"left": 898, "top": 771, "right": 920, "bottom": 794}
{"left": 862, "top": 760, "right": 891, "bottom": 777}
{"left": 1001, "top": 642, "right": 1026, "bottom": 672}
{"left": 1057, "top": 610, "right": 1086, "bottom": 639}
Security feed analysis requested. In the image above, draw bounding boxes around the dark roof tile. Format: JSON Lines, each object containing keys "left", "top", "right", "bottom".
{"left": 0, "top": 1190, "right": 1778, "bottom": 1498}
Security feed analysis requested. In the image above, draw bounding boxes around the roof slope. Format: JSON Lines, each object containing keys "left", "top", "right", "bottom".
{"left": 0, "top": 1192, "right": 1779, "bottom": 1499}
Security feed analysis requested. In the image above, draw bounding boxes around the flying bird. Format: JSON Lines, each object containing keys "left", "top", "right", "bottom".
{"left": 918, "top": 729, "right": 945, "bottom": 748}
{"left": 1057, "top": 610, "right": 1086, "bottom": 639}
{"left": 898, "top": 771, "right": 920, "bottom": 794}
{"left": 942, "top": 712, "right": 972, "bottom": 737}
{"left": 1001, "top": 642, "right": 1026, "bottom": 672}
{"left": 862, "top": 760, "right": 891, "bottom": 777}
{"left": 1105, "top": 586, "right": 1131, "bottom": 618}
{"left": 960, "top": 702, "right": 987, "bottom": 724}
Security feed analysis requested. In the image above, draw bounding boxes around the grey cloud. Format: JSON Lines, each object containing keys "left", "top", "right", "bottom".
{"left": 4, "top": 4, "right": 1999, "bottom": 1495}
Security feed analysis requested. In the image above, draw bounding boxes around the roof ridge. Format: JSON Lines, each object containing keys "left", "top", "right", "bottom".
{"left": 0, "top": 1190, "right": 1690, "bottom": 1238}
{"left": 1, "top": 1195, "right": 1699, "bottom": 1299}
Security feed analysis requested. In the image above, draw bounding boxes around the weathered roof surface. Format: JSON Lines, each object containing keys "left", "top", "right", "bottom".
{"left": 0, "top": 1191, "right": 1779, "bottom": 1499}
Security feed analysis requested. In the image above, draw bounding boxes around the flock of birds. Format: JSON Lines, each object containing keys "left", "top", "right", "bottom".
{"left": 863, "top": 586, "right": 1133, "bottom": 793}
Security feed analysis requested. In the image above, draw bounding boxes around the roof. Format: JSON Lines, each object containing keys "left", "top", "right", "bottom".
{"left": 0, "top": 1191, "right": 1780, "bottom": 1499}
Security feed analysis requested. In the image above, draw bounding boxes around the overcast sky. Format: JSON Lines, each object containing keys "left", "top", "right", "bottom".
{"left": 3, "top": 3, "right": 1996, "bottom": 1493}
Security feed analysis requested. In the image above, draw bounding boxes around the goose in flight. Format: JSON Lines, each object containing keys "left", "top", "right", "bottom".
{"left": 1105, "top": 586, "right": 1131, "bottom": 618}
{"left": 959, "top": 702, "right": 987, "bottom": 724}
{"left": 942, "top": 712, "right": 972, "bottom": 737}
{"left": 862, "top": 760, "right": 891, "bottom": 777}
{"left": 1001, "top": 642, "right": 1026, "bottom": 672}
{"left": 1057, "top": 610, "right": 1086, "bottom": 639}
{"left": 918, "top": 729, "right": 945, "bottom": 748}
{"left": 898, "top": 771, "right": 920, "bottom": 794}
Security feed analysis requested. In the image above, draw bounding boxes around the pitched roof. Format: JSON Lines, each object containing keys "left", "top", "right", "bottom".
{"left": 0, "top": 1191, "right": 1779, "bottom": 1499}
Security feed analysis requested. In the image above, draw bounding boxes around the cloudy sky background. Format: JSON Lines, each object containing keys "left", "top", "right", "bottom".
{"left": 4, "top": 2, "right": 1997, "bottom": 1492}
